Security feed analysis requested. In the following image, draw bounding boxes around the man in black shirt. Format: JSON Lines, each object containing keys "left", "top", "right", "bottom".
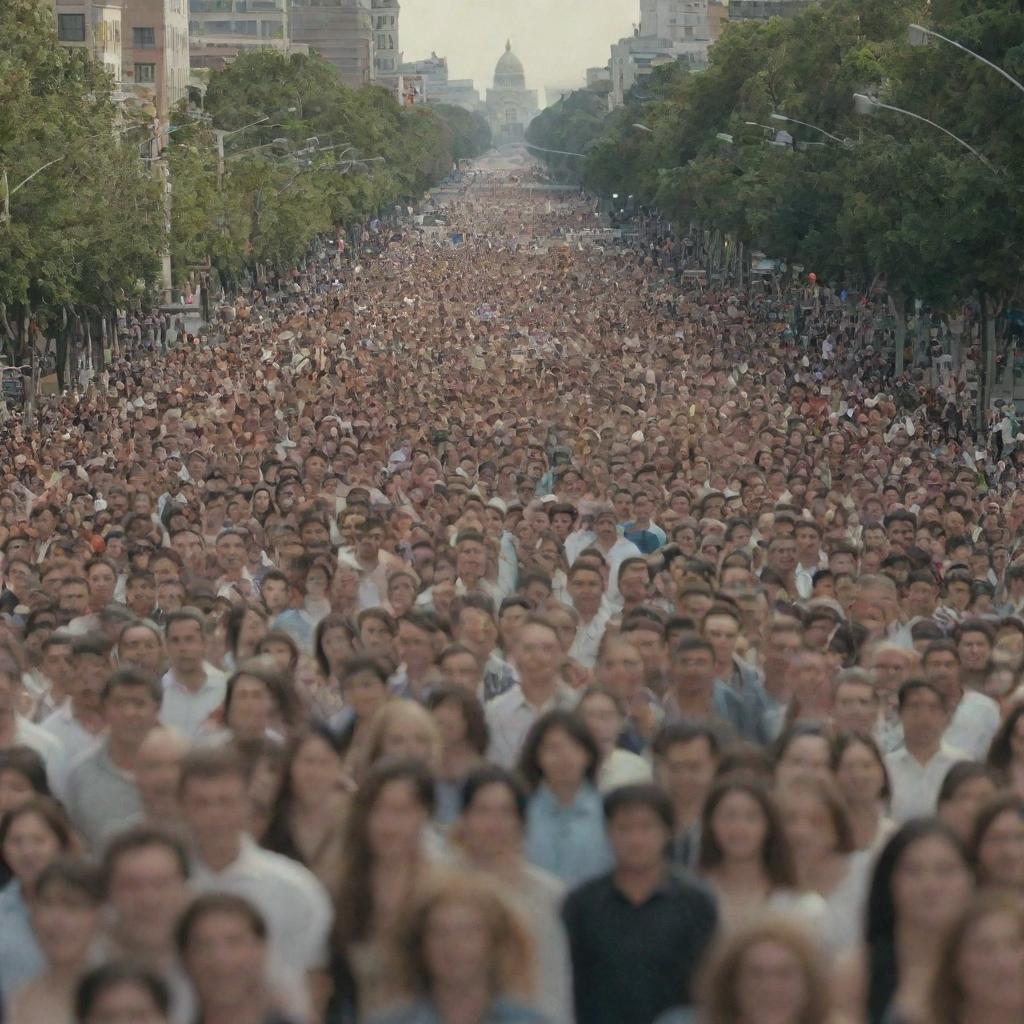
{"left": 562, "top": 784, "right": 718, "bottom": 1024}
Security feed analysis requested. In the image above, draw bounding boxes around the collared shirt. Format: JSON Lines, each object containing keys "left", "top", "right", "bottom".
{"left": 716, "top": 657, "right": 775, "bottom": 743}
{"left": 568, "top": 599, "right": 614, "bottom": 669}
{"left": 525, "top": 782, "right": 614, "bottom": 886}
{"left": 562, "top": 868, "right": 718, "bottom": 1024}
{"left": 482, "top": 650, "right": 519, "bottom": 702}
{"left": 661, "top": 682, "right": 742, "bottom": 743}
{"left": 12, "top": 714, "right": 66, "bottom": 796}
{"left": 41, "top": 700, "right": 103, "bottom": 764}
{"left": 64, "top": 738, "right": 143, "bottom": 851}
{"left": 880, "top": 691, "right": 1002, "bottom": 761}
{"left": 0, "top": 880, "right": 44, "bottom": 1001}
{"left": 564, "top": 531, "right": 642, "bottom": 602}
{"left": 885, "top": 743, "right": 967, "bottom": 823}
{"left": 486, "top": 682, "right": 579, "bottom": 769}
{"left": 191, "top": 835, "right": 333, "bottom": 973}
{"left": 160, "top": 663, "right": 227, "bottom": 739}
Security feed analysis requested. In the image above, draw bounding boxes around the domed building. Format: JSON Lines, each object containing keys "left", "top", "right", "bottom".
{"left": 485, "top": 40, "right": 539, "bottom": 146}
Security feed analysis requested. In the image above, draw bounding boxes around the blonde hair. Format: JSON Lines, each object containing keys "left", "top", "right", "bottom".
{"left": 699, "top": 915, "right": 832, "bottom": 1024}
{"left": 362, "top": 699, "right": 443, "bottom": 776}
{"left": 392, "top": 871, "right": 535, "bottom": 1000}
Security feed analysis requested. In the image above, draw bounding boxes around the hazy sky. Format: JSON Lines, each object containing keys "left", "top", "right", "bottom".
{"left": 401, "top": 0, "right": 637, "bottom": 104}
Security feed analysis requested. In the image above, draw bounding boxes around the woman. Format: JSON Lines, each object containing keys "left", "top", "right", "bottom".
{"left": 261, "top": 725, "right": 350, "bottom": 897}
{"left": 577, "top": 687, "right": 652, "bottom": 793}
{"left": 777, "top": 775, "right": 870, "bottom": 954}
{"left": 7, "top": 859, "right": 103, "bottom": 1024}
{"left": 75, "top": 961, "right": 172, "bottom": 1024}
{"left": 529, "top": 532, "right": 569, "bottom": 605}
{"left": 255, "top": 631, "right": 300, "bottom": 680}
{"left": 0, "top": 798, "right": 75, "bottom": 1002}
{"left": 386, "top": 569, "right": 420, "bottom": 620}
{"left": 831, "top": 732, "right": 894, "bottom": 852}
{"left": 223, "top": 602, "right": 269, "bottom": 673}
{"left": 594, "top": 634, "right": 658, "bottom": 750}
{"left": 925, "top": 893, "right": 1024, "bottom": 1024}
{"left": 425, "top": 687, "right": 488, "bottom": 825}
{"left": 967, "top": 793, "right": 1024, "bottom": 890}
{"left": 313, "top": 614, "right": 359, "bottom": 719}
{"left": 937, "top": 762, "right": 999, "bottom": 842}
{"left": 986, "top": 701, "right": 1024, "bottom": 797}
{"left": 367, "top": 872, "right": 548, "bottom": 1024}
{"left": 697, "top": 776, "right": 810, "bottom": 934}
{"left": 0, "top": 746, "right": 51, "bottom": 816}
{"left": 834, "top": 819, "right": 974, "bottom": 1024}
{"left": 361, "top": 700, "right": 443, "bottom": 782}
{"left": 357, "top": 609, "right": 397, "bottom": 666}
{"left": 209, "top": 657, "right": 297, "bottom": 749}
{"left": 518, "top": 710, "right": 613, "bottom": 886}
{"left": 330, "top": 760, "right": 440, "bottom": 1022}
{"left": 454, "top": 767, "right": 572, "bottom": 1024}
{"left": 655, "top": 916, "right": 835, "bottom": 1024}
{"left": 773, "top": 724, "right": 832, "bottom": 788}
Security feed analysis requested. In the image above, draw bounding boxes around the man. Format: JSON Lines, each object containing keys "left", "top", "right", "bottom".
{"left": 352, "top": 516, "right": 392, "bottom": 609}
{"left": 922, "top": 639, "right": 1000, "bottom": 760}
{"left": 136, "top": 725, "right": 190, "bottom": 826}
{"left": 41, "top": 632, "right": 109, "bottom": 763}
{"left": 762, "top": 535, "right": 798, "bottom": 597}
{"left": 389, "top": 609, "right": 443, "bottom": 702}
{"left": 617, "top": 557, "right": 652, "bottom": 617}
{"left": 793, "top": 521, "right": 826, "bottom": 599}
{"left": 662, "top": 635, "right": 742, "bottom": 738}
{"left": 566, "top": 562, "right": 613, "bottom": 669}
{"left": 885, "top": 679, "right": 965, "bottom": 823}
{"left": 623, "top": 491, "right": 666, "bottom": 554}
{"left": 117, "top": 619, "right": 166, "bottom": 678}
{"left": 0, "top": 655, "right": 65, "bottom": 791}
{"left": 67, "top": 557, "right": 120, "bottom": 634}
{"left": 65, "top": 666, "right": 161, "bottom": 849}
{"left": 214, "top": 529, "right": 254, "bottom": 601}
{"left": 566, "top": 507, "right": 641, "bottom": 605}
{"left": 620, "top": 615, "right": 668, "bottom": 694}
{"left": 57, "top": 575, "right": 91, "bottom": 623}
{"left": 486, "top": 616, "right": 578, "bottom": 768}
{"left": 180, "top": 747, "right": 332, "bottom": 989}
{"left": 702, "top": 603, "right": 770, "bottom": 741}
{"left": 450, "top": 594, "right": 518, "bottom": 701}
{"left": 831, "top": 668, "right": 881, "bottom": 736}
{"left": 955, "top": 619, "right": 994, "bottom": 692}
{"left": 23, "top": 629, "right": 73, "bottom": 723}
{"left": 453, "top": 528, "right": 513, "bottom": 604}
{"left": 160, "top": 609, "right": 226, "bottom": 740}
{"left": 124, "top": 570, "right": 158, "bottom": 620}
{"left": 563, "top": 784, "right": 718, "bottom": 1024}
{"left": 652, "top": 722, "right": 720, "bottom": 868}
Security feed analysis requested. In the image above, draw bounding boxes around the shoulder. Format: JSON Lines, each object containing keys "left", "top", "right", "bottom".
{"left": 246, "top": 845, "right": 331, "bottom": 904}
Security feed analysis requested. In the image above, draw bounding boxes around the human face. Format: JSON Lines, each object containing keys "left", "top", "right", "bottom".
{"left": 105, "top": 684, "right": 160, "bottom": 748}
{"left": 734, "top": 940, "right": 810, "bottom": 1024}
{"left": 343, "top": 669, "right": 387, "bottom": 720}
{"left": 954, "top": 909, "right": 1024, "bottom": 1016}
{"left": 567, "top": 568, "right": 603, "bottom": 617}
{"left": 107, "top": 844, "right": 188, "bottom": 952}
{"left": 59, "top": 581, "right": 90, "bottom": 615}
{"left": 455, "top": 539, "right": 486, "bottom": 581}
{"left": 82, "top": 980, "right": 169, "bottom": 1024}
{"left": 940, "top": 776, "right": 998, "bottom": 841}
{"left": 460, "top": 782, "right": 522, "bottom": 862}
{"left": 959, "top": 630, "right": 992, "bottom": 672}
{"left": 513, "top": 623, "right": 561, "bottom": 684}
{"left": 88, "top": 563, "right": 117, "bottom": 609}
{"left": 900, "top": 689, "right": 948, "bottom": 748}
{"left": 597, "top": 640, "right": 645, "bottom": 702}
{"left": 579, "top": 693, "right": 622, "bottom": 754}
{"left": 226, "top": 675, "right": 273, "bottom": 740}
{"left": 779, "top": 788, "right": 836, "bottom": 867}
{"left": 395, "top": 622, "right": 435, "bottom": 673}
{"left": 166, "top": 618, "right": 205, "bottom": 674}
{"left": 359, "top": 617, "right": 393, "bottom": 660}
{"left": 181, "top": 773, "right": 248, "bottom": 852}
{"left": 32, "top": 883, "right": 100, "bottom": 967}
{"left": 835, "top": 741, "right": 886, "bottom": 808}
{"left": 388, "top": 575, "right": 416, "bottom": 616}
{"left": 977, "top": 810, "right": 1024, "bottom": 888}
{"left": 260, "top": 578, "right": 289, "bottom": 615}
{"left": 423, "top": 899, "right": 492, "bottom": 990}
{"left": 892, "top": 835, "right": 972, "bottom": 932}
{"left": 656, "top": 737, "right": 717, "bottom": 809}
{"left": 608, "top": 804, "right": 670, "bottom": 873}
{"left": 775, "top": 735, "right": 831, "bottom": 788}
{"left": 440, "top": 651, "right": 480, "bottom": 692}
{"left": 671, "top": 647, "right": 715, "bottom": 697}
{"left": 320, "top": 626, "right": 354, "bottom": 670}
{"left": 290, "top": 734, "right": 342, "bottom": 804}
{"left": 2, "top": 811, "right": 61, "bottom": 886}
{"left": 40, "top": 641, "right": 73, "bottom": 684}
{"left": 711, "top": 790, "right": 767, "bottom": 864}
{"left": 368, "top": 778, "right": 428, "bottom": 862}
{"left": 382, "top": 714, "right": 436, "bottom": 766}
{"left": 536, "top": 726, "right": 589, "bottom": 793}
{"left": 119, "top": 626, "right": 163, "bottom": 676}
{"left": 126, "top": 578, "right": 156, "bottom": 617}
{"left": 0, "top": 769, "right": 36, "bottom": 814}
{"left": 704, "top": 613, "right": 739, "bottom": 666}
{"left": 832, "top": 683, "right": 879, "bottom": 735}
{"left": 184, "top": 911, "right": 266, "bottom": 1011}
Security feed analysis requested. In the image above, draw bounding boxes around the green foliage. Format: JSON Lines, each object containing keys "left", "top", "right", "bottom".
{"left": 432, "top": 104, "right": 493, "bottom": 162}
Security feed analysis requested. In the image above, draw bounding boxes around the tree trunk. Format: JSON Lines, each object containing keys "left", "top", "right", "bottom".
{"left": 892, "top": 292, "right": 906, "bottom": 375}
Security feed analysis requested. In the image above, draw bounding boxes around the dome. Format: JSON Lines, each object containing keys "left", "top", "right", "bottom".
{"left": 494, "top": 40, "right": 526, "bottom": 88}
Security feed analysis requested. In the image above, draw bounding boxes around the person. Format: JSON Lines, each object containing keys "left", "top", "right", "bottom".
{"left": 136, "top": 726, "right": 190, "bottom": 828}
{"left": 773, "top": 724, "right": 832, "bottom": 788}
{"left": 967, "top": 793, "right": 1024, "bottom": 890}
{"left": 330, "top": 759, "right": 440, "bottom": 1022}
{"left": 65, "top": 667, "right": 162, "bottom": 851}
{"left": 562, "top": 784, "right": 718, "bottom": 1024}
{"left": 332, "top": 656, "right": 391, "bottom": 777}
{"left": 831, "top": 732, "right": 894, "bottom": 852}
{"left": 937, "top": 761, "right": 1000, "bottom": 842}
{"left": 924, "top": 893, "right": 1024, "bottom": 1024}
{"left": 360, "top": 700, "right": 443, "bottom": 782}
{"left": 366, "top": 873, "right": 548, "bottom": 1024}
{"left": 425, "top": 686, "right": 488, "bottom": 825}
{"left": 5, "top": 861, "right": 99, "bottom": 1024}
{"left": 179, "top": 747, "right": 333, "bottom": 1000}
{"left": 885, "top": 680, "right": 966, "bottom": 824}
{"left": 0, "top": 797, "right": 76, "bottom": 1002}
{"left": 223, "top": 602, "right": 269, "bottom": 673}
{"left": 518, "top": 709, "right": 613, "bottom": 885}
{"left": 985, "top": 700, "right": 1024, "bottom": 796}
{"left": 577, "top": 687, "right": 652, "bottom": 793}
{"left": 161, "top": 610, "right": 227, "bottom": 740}
{"left": 0, "top": 656, "right": 65, "bottom": 794}
{"left": 0, "top": 746, "right": 51, "bottom": 818}
{"left": 208, "top": 657, "right": 297, "bottom": 749}
{"left": 41, "top": 632, "right": 108, "bottom": 764}
{"left": 662, "top": 636, "right": 742, "bottom": 737}
{"left": 834, "top": 820, "right": 974, "bottom": 1024}
{"left": 177, "top": 892, "right": 303, "bottom": 1024}
{"left": 75, "top": 961, "right": 172, "bottom": 1024}
{"left": 454, "top": 766, "right": 572, "bottom": 1024}
{"left": 652, "top": 722, "right": 720, "bottom": 867}
{"left": 261, "top": 725, "right": 350, "bottom": 897}
{"left": 655, "top": 916, "right": 835, "bottom": 1024}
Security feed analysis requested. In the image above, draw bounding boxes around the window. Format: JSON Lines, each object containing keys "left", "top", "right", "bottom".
{"left": 134, "top": 62, "right": 156, "bottom": 83}
{"left": 133, "top": 26, "right": 156, "bottom": 47}
{"left": 57, "top": 13, "right": 86, "bottom": 41}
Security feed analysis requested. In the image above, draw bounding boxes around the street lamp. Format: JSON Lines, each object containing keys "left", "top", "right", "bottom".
{"left": 908, "top": 23, "right": 1024, "bottom": 97}
{"left": 715, "top": 132, "right": 735, "bottom": 144}
{"left": 769, "top": 112, "right": 852, "bottom": 147}
{"left": 852, "top": 92, "right": 996, "bottom": 171}
{"left": 631, "top": 123, "right": 654, "bottom": 133}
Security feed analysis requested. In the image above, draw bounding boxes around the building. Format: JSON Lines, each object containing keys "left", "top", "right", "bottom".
{"left": 290, "top": 0, "right": 374, "bottom": 88}
{"left": 640, "top": 0, "right": 712, "bottom": 49}
{"left": 485, "top": 41, "right": 538, "bottom": 146}
{"left": 54, "top": 0, "right": 124, "bottom": 85}
{"left": 371, "top": 0, "right": 399, "bottom": 80}
{"left": 608, "top": 33, "right": 678, "bottom": 108}
{"left": 187, "top": 0, "right": 296, "bottom": 69}
{"left": 728, "top": 0, "right": 816, "bottom": 18}
{"left": 586, "top": 66, "right": 611, "bottom": 87}
{"left": 709, "top": 0, "right": 728, "bottom": 40}
{"left": 121, "top": 0, "right": 190, "bottom": 124}
{"left": 400, "top": 53, "right": 480, "bottom": 110}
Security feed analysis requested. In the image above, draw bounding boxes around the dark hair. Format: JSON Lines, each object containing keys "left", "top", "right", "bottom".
{"left": 0, "top": 746, "right": 51, "bottom": 800}
{"left": 223, "top": 657, "right": 298, "bottom": 733}
{"left": 967, "top": 793, "right": 1024, "bottom": 884}
{"left": 460, "top": 765, "right": 528, "bottom": 823}
{"left": 922, "top": 639, "right": 959, "bottom": 665}
{"left": 71, "top": 632, "right": 111, "bottom": 660}
{"left": 953, "top": 619, "right": 995, "bottom": 645}
{"left": 985, "top": 702, "right": 1024, "bottom": 777}
{"left": 314, "top": 613, "right": 357, "bottom": 677}
{"left": 339, "top": 655, "right": 389, "bottom": 688}
{"left": 938, "top": 761, "right": 998, "bottom": 805}
{"left": 831, "top": 732, "right": 891, "bottom": 801}
{"left": 0, "top": 797, "right": 74, "bottom": 876}
{"left": 356, "top": 607, "right": 397, "bottom": 636}
{"left": 177, "top": 891, "right": 268, "bottom": 956}
{"left": 33, "top": 856, "right": 102, "bottom": 904}
{"left": 651, "top": 721, "right": 721, "bottom": 761}
{"left": 255, "top": 629, "right": 300, "bottom": 673}
{"left": 101, "top": 824, "right": 190, "bottom": 895}
{"left": 75, "top": 961, "right": 171, "bottom": 1021}
{"left": 517, "top": 710, "right": 600, "bottom": 791}
{"left": 603, "top": 783, "right": 674, "bottom": 831}
{"left": 334, "top": 759, "right": 436, "bottom": 950}
{"left": 865, "top": 820, "right": 971, "bottom": 1023}
{"left": 672, "top": 634, "right": 716, "bottom": 660}
{"left": 178, "top": 746, "right": 248, "bottom": 797}
{"left": 698, "top": 776, "right": 796, "bottom": 887}
{"left": 164, "top": 607, "right": 208, "bottom": 636}
{"left": 101, "top": 666, "right": 162, "bottom": 706}
{"left": 450, "top": 593, "right": 497, "bottom": 629}
{"left": 425, "top": 686, "right": 489, "bottom": 755}
{"left": 897, "top": 678, "right": 948, "bottom": 711}
{"left": 772, "top": 722, "right": 830, "bottom": 768}
{"left": 224, "top": 601, "right": 267, "bottom": 658}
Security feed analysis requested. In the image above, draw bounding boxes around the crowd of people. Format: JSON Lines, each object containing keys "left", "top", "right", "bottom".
{"left": 0, "top": 163, "right": 1022, "bottom": 1024}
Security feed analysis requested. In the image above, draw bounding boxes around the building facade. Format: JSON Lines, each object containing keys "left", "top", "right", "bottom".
{"left": 122, "top": 0, "right": 190, "bottom": 123}
{"left": 290, "top": 0, "right": 373, "bottom": 87}
{"left": 400, "top": 53, "right": 480, "bottom": 110}
{"left": 54, "top": 0, "right": 124, "bottom": 85}
{"left": 485, "top": 41, "right": 538, "bottom": 146}
{"left": 371, "top": 0, "right": 399, "bottom": 78}
{"left": 728, "top": 0, "right": 816, "bottom": 18}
